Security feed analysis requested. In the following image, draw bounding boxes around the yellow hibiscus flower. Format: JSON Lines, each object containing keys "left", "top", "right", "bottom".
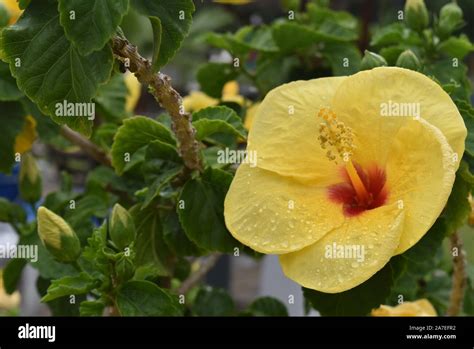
{"left": 372, "top": 299, "right": 437, "bottom": 316}
{"left": 15, "top": 115, "right": 37, "bottom": 154}
{"left": 0, "top": 0, "right": 22, "bottom": 24}
{"left": 224, "top": 67, "right": 466, "bottom": 293}
{"left": 124, "top": 72, "right": 141, "bottom": 113}
{"left": 184, "top": 81, "right": 245, "bottom": 113}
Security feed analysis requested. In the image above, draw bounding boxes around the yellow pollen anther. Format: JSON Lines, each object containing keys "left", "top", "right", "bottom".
{"left": 316, "top": 108, "right": 355, "bottom": 163}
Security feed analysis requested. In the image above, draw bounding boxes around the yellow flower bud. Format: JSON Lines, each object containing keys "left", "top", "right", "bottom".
{"left": 372, "top": 299, "right": 437, "bottom": 316}
{"left": 396, "top": 50, "right": 421, "bottom": 71}
{"left": 361, "top": 50, "right": 387, "bottom": 70}
{"left": 405, "top": 0, "right": 429, "bottom": 31}
{"left": 438, "top": 2, "right": 463, "bottom": 38}
{"left": 110, "top": 204, "right": 136, "bottom": 251}
{"left": 37, "top": 207, "right": 81, "bottom": 263}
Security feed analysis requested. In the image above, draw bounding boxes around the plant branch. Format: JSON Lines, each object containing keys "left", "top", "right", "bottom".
{"left": 60, "top": 126, "right": 112, "bottom": 167}
{"left": 111, "top": 35, "right": 203, "bottom": 172}
{"left": 178, "top": 253, "right": 222, "bottom": 295}
{"left": 446, "top": 231, "right": 467, "bottom": 316}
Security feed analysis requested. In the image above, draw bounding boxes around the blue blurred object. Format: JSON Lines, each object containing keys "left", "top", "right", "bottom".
{"left": 0, "top": 164, "right": 20, "bottom": 201}
{"left": 0, "top": 164, "right": 37, "bottom": 221}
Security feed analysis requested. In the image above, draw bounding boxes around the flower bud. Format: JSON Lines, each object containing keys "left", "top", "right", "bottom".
{"left": 110, "top": 204, "right": 136, "bottom": 251}
{"left": 37, "top": 207, "right": 81, "bottom": 263}
{"left": 396, "top": 50, "right": 421, "bottom": 71}
{"left": 405, "top": 0, "right": 429, "bottom": 31}
{"left": 19, "top": 152, "right": 42, "bottom": 204}
{"left": 360, "top": 50, "right": 387, "bottom": 71}
{"left": 438, "top": 2, "right": 463, "bottom": 38}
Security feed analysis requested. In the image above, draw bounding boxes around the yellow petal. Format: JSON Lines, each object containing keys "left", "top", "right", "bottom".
{"left": 222, "top": 80, "right": 240, "bottom": 98}
{"left": 331, "top": 67, "right": 466, "bottom": 169}
{"left": 279, "top": 202, "right": 404, "bottom": 293}
{"left": 224, "top": 164, "right": 345, "bottom": 254}
{"left": 387, "top": 118, "right": 456, "bottom": 254}
{"left": 14, "top": 115, "right": 37, "bottom": 154}
{"left": 330, "top": 67, "right": 461, "bottom": 254}
{"left": 124, "top": 72, "right": 141, "bottom": 113}
{"left": 372, "top": 299, "right": 437, "bottom": 316}
{"left": 1, "top": 0, "right": 22, "bottom": 24}
{"left": 244, "top": 102, "right": 260, "bottom": 131}
{"left": 183, "top": 91, "right": 218, "bottom": 113}
{"left": 247, "top": 77, "right": 346, "bottom": 184}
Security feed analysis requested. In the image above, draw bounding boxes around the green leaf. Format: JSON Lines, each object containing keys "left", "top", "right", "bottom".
{"left": 0, "top": 197, "right": 26, "bottom": 223}
{"left": 370, "top": 23, "right": 421, "bottom": 47}
{"left": 41, "top": 272, "right": 98, "bottom": 302}
{"left": 178, "top": 167, "right": 239, "bottom": 253}
{"left": 79, "top": 300, "right": 106, "bottom": 317}
{"left": 245, "top": 297, "right": 289, "bottom": 317}
{"left": 394, "top": 219, "right": 447, "bottom": 277}
{"left": 424, "top": 59, "right": 471, "bottom": 101}
{"left": 464, "top": 279, "right": 474, "bottom": 315}
{"left": 304, "top": 262, "right": 396, "bottom": 316}
{"left": 388, "top": 219, "right": 447, "bottom": 303}
{"left": 36, "top": 277, "right": 84, "bottom": 316}
{"left": 442, "top": 173, "right": 471, "bottom": 235}
{"left": 162, "top": 210, "right": 201, "bottom": 257}
{"left": 192, "top": 287, "right": 235, "bottom": 316}
{"left": 456, "top": 100, "right": 474, "bottom": 156}
{"left": 111, "top": 116, "right": 176, "bottom": 174}
{"left": 150, "top": 16, "right": 163, "bottom": 73}
{"left": 192, "top": 106, "right": 247, "bottom": 141}
{"left": 233, "top": 25, "right": 279, "bottom": 52}
{"left": 307, "top": 3, "right": 358, "bottom": 42}
{"left": 0, "top": 0, "right": 114, "bottom": 136}
{"left": 80, "top": 224, "right": 111, "bottom": 277}
{"left": 22, "top": 233, "right": 77, "bottom": 280}
{"left": 379, "top": 45, "right": 407, "bottom": 66}
{"left": 117, "top": 280, "right": 182, "bottom": 316}
{"left": 438, "top": 35, "right": 474, "bottom": 59}
{"left": 2, "top": 258, "right": 27, "bottom": 294}
{"left": 322, "top": 43, "right": 361, "bottom": 75}
{"left": 94, "top": 73, "right": 129, "bottom": 121}
{"left": 0, "top": 101, "right": 25, "bottom": 173}
{"left": 272, "top": 22, "right": 320, "bottom": 52}
{"left": 254, "top": 56, "right": 299, "bottom": 95}
{"left": 17, "top": 0, "right": 31, "bottom": 10}
{"left": 132, "top": 0, "right": 195, "bottom": 69}
{"left": 196, "top": 63, "right": 238, "bottom": 99}
{"left": 0, "top": 61, "right": 22, "bottom": 101}
{"left": 58, "top": 0, "right": 129, "bottom": 55}
{"left": 64, "top": 191, "right": 111, "bottom": 242}
{"left": 141, "top": 140, "right": 183, "bottom": 207}
{"left": 130, "top": 205, "right": 174, "bottom": 276}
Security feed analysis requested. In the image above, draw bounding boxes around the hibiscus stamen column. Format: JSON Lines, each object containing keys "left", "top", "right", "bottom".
{"left": 345, "top": 159, "right": 370, "bottom": 203}
{"left": 318, "top": 107, "right": 368, "bottom": 201}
